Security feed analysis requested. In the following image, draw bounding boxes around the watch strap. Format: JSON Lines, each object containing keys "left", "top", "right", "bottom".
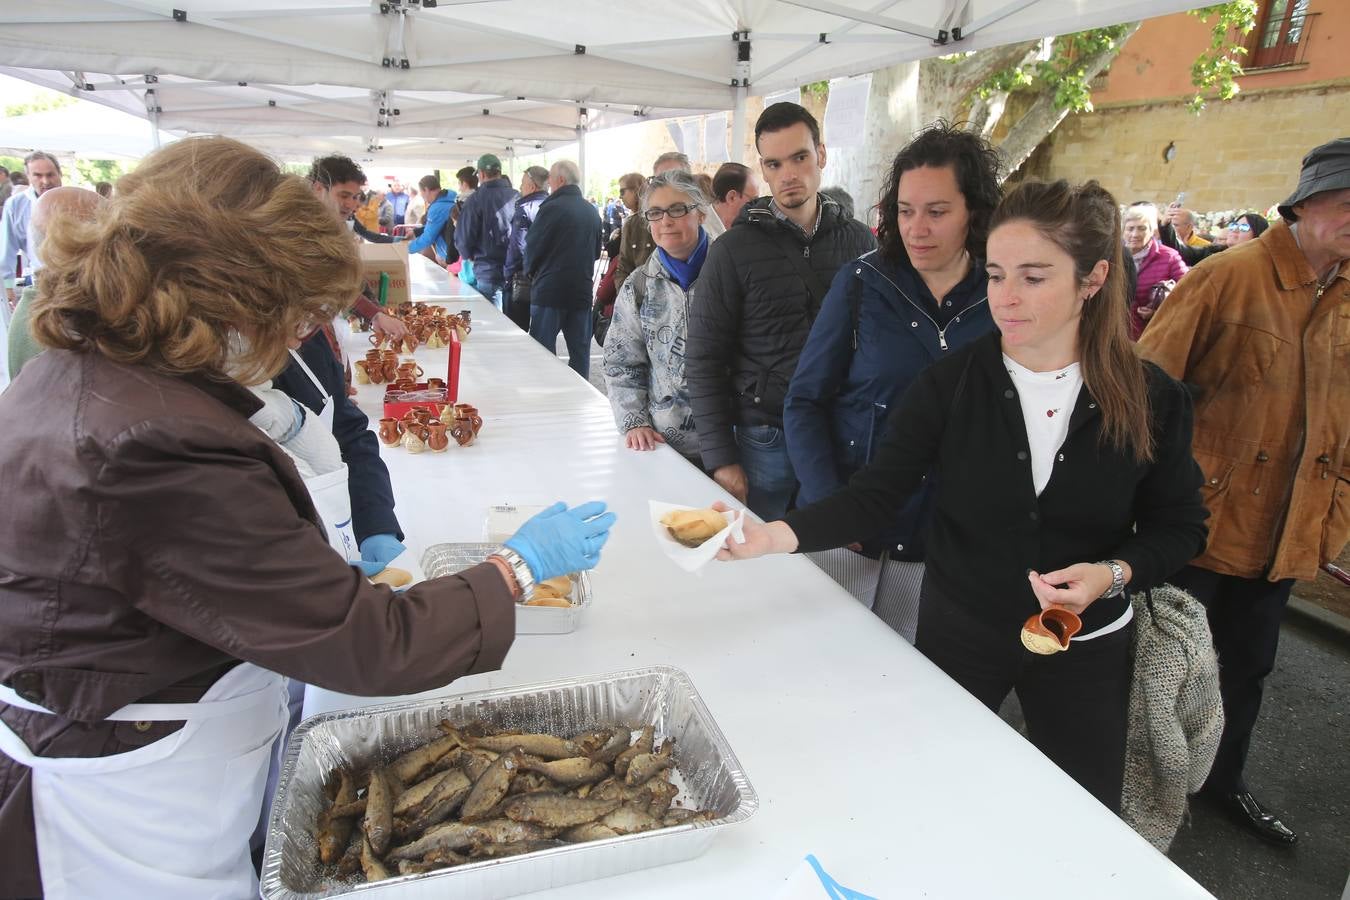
{"left": 1096, "top": 559, "right": 1125, "bottom": 598}
{"left": 493, "top": 547, "right": 536, "bottom": 600}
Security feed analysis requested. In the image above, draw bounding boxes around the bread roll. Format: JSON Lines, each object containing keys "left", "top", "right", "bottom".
{"left": 371, "top": 567, "right": 412, "bottom": 588}
{"left": 659, "top": 507, "right": 726, "bottom": 548}
{"left": 523, "top": 596, "right": 572, "bottom": 608}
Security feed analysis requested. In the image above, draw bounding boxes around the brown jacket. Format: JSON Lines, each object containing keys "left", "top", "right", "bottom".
{"left": 1137, "top": 221, "right": 1350, "bottom": 582}
{"left": 0, "top": 350, "right": 515, "bottom": 895}
{"left": 613, "top": 212, "right": 656, "bottom": 295}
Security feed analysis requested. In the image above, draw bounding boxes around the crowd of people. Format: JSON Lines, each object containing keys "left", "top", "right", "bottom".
{"left": 588, "top": 108, "right": 1344, "bottom": 853}
{"left": 0, "top": 104, "right": 1344, "bottom": 896}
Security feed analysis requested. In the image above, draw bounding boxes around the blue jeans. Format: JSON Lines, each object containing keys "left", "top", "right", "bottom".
{"left": 474, "top": 267, "right": 506, "bottom": 312}
{"left": 734, "top": 424, "right": 797, "bottom": 521}
{"left": 529, "top": 306, "right": 592, "bottom": 379}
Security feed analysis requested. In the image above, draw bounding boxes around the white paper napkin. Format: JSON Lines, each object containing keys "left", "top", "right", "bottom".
{"left": 648, "top": 500, "right": 745, "bottom": 573}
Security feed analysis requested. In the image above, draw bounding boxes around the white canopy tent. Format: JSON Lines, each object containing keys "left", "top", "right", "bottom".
{"left": 0, "top": 0, "right": 1214, "bottom": 170}
{"left": 0, "top": 101, "right": 177, "bottom": 159}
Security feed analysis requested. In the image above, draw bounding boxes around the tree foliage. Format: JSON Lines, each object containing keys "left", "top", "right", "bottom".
{"left": 4, "top": 92, "right": 75, "bottom": 119}
{"left": 978, "top": 25, "right": 1134, "bottom": 115}
{"left": 74, "top": 158, "right": 130, "bottom": 186}
{"left": 1186, "top": 1, "right": 1259, "bottom": 113}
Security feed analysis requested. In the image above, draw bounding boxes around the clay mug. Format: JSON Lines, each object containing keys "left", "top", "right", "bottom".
{"left": 412, "top": 407, "right": 432, "bottom": 427}
{"left": 400, "top": 361, "right": 424, "bottom": 378}
{"left": 353, "top": 360, "right": 371, "bottom": 385}
{"left": 1019, "top": 606, "right": 1082, "bottom": 655}
{"left": 426, "top": 419, "right": 449, "bottom": 452}
{"left": 402, "top": 429, "right": 427, "bottom": 454}
{"left": 459, "top": 309, "right": 472, "bottom": 323}
{"left": 450, "top": 419, "right": 475, "bottom": 447}
{"left": 454, "top": 404, "right": 483, "bottom": 435}
{"left": 382, "top": 362, "right": 400, "bottom": 383}
{"left": 426, "top": 377, "right": 446, "bottom": 392}
{"left": 377, "top": 418, "right": 401, "bottom": 447}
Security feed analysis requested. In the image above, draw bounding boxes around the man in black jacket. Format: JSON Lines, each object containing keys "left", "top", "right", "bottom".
{"left": 524, "top": 160, "right": 602, "bottom": 377}
{"left": 687, "top": 102, "right": 876, "bottom": 519}
{"left": 505, "top": 165, "right": 550, "bottom": 332}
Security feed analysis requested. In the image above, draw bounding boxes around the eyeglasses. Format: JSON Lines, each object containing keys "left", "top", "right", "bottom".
{"left": 643, "top": 203, "right": 699, "bottom": 222}
{"left": 1228, "top": 221, "right": 1252, "bottom": 232}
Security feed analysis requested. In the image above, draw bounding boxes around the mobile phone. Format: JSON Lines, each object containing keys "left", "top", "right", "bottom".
{"left": 1174, "top": 192, "right": 1186, "bottom": 206}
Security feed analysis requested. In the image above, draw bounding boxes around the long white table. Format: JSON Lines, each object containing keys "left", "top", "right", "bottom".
{"left": 325, "top": 254, "right": 1212, "bottom": 898}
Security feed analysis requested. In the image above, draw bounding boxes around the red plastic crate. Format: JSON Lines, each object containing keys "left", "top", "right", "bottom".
{"left": 381, "top": 327, "right": 461, "bottom": 420}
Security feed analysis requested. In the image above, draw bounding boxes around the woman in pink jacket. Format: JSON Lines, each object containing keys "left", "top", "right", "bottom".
{"left": 1123, "top": 202, "right": 1187, "bottom": 339}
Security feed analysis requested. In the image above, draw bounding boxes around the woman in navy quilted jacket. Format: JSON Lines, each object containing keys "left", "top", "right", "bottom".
{"left": 783, "top": 122, "right": 1001, "bottom": 641}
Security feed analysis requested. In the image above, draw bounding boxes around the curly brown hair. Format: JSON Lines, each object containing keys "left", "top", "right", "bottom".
{"left": 30, "top": 136, "right": 362, "bottom": 385}
{"left": 875, "top": 121, "right": 1002, "bottom": 266}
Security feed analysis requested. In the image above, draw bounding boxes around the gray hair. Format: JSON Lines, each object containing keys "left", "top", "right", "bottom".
{"left": 549, "top": 160, "right": 581, "bottom": 186}
{"left": 820, "top": 185, "right": 855, "bottom": 221}
{"left": 1124, "top": 201, "right": 1159, "bottom": 231}
{"left": 523, "top": 165, "right": 549, "bottom": 192}
{"left": 652, "top": 151, "right": 691, "bottom": 174}
{"left": 640, "top": 169, "right": 709, "bottom": 215}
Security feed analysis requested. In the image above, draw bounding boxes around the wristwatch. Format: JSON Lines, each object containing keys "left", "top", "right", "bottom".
{"left": 492, "top": 546, "right": 536, "bottom": 600}
{"left": 1097, "top": 559, "right": 1126, "bottom": 598}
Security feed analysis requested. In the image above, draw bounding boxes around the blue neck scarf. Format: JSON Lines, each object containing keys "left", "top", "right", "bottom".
{"left": 656, "top": 228, "right": 709, "bottom": 291}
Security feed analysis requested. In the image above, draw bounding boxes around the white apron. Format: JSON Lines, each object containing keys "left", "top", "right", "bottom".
{"left": 281, "top": 350, "right": 367, "bottom": 720}
{"left": 286, "top": 349, "right": 359, "bottom": 563}
{"left": 0, "top": 663, "right": 289, "bottom": 900}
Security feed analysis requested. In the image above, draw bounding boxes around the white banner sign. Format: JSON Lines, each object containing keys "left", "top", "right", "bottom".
{"left": 762, "top": 88, "right": 800, "bottom": 109}
{"left": 823, "top": 75, "right": 871, "bottom": 149}
{"left": 666, "top": 120, "right": 684, "bottom": 153}
{"left": 704, "top": 113, "right": 729, "bottom": 164}
{"left": 681, "top": 120, "right": 702, "bottom": 163}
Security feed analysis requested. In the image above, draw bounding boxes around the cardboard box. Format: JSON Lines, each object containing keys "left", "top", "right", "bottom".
{"left": 358, "top": 242, "right": 411, "bottom": 307}
{"left": 382, "top": 328, "right": 461, "bottom": 420}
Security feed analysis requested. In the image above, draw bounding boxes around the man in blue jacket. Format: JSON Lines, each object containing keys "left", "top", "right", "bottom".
{"left": 524, "top": 160, "right": 601, "bottom": 378}
{"left": 505, "top": 165, "right": 549, "bottom": 332}
{"left": 455, "top": 154, "right": 518, "bottom": 311}
{"left": 386, "top": 180, "right": 410, "bottom": 227}
{"left": 403, "top": 174, "right": 456, "bottom": 263}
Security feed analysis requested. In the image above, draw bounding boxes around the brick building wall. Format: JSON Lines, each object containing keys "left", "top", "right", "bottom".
{"left": 1040, "top": 79, "right": 1350, "bottom": 214}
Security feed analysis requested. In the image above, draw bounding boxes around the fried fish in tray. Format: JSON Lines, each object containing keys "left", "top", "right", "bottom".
{"left": 308, "top": 720, "right": 707, "bottom": 886}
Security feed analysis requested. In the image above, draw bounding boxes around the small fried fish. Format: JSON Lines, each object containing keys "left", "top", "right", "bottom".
{"left": 503, "top": 793, "right": 622, "bottom": 828}
{"left": 613, "top": 725, "right": 654, "bottom": 779}
{"left": 363, "top": 768, "right": 395, "bottom": 856}
{"left": 459, "top": 749, "right": 522, "bottom": 822}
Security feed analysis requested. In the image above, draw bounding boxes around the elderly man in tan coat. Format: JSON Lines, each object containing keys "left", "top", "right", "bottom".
{"left": 1138, "top": 137, "right": 1350, "bottom": 848}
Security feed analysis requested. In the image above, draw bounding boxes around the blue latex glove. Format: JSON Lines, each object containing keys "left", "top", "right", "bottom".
{"left": 504, "top": 501, "right": 616, "bottom": 581}
{"left": 354, "top": 533, "right": 406, "bottom": 577}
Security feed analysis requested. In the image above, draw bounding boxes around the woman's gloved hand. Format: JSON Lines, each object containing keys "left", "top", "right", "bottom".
{"left": 504, "top": 501, "right": 616, "bottom": 581}
{"left": 353, "top": 533, "right": 406, "bottom": 577}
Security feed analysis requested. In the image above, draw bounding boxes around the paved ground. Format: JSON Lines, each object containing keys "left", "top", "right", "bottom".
{"left": 572, "top": 333, "right": 1350, "bottom": 899}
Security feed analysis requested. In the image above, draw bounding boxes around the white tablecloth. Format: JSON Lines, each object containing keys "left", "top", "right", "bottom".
{"left": 322, "top": 255, "right": 1212, "bottom": 899}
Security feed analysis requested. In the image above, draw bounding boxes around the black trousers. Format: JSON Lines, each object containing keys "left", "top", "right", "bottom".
{"left": 916, "top": 594, "right": 1134, "bottom": 812}
{"left": 1168, "top": 565, "right": 1293, "bottom": 794}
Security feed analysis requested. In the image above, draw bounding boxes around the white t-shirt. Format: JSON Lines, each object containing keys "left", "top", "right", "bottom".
{"left": 1003, "top": 354, "right": 1083, "bottom": 496}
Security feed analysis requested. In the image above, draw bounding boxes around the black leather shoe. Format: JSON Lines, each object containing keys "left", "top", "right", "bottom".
{"left": 1213, "top": 791, "right": 1298, "bottom": 846}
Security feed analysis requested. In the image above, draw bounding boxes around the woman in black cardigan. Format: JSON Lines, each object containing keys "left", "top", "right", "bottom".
{"left": 718, "top": 180, "right": 1208, "bottom": 811}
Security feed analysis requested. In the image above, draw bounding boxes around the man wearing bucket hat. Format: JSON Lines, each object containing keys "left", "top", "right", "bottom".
{"left": 455, "top": 153, "right": 518, "bottom": 312}
{"left": 1138, "top": 137, "right": 1350, "bottom": 846}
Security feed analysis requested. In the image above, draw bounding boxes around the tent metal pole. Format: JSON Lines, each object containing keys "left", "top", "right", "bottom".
{"left": 731, "top": 86, "right": 748, "bottom": 166}
{"left": 577, "top": 108, "right": 588, "bottom": 195}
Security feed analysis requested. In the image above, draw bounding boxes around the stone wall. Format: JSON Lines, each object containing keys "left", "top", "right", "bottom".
{"left": 1040, "top": 80, "right": 1350, "bottom": 214}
